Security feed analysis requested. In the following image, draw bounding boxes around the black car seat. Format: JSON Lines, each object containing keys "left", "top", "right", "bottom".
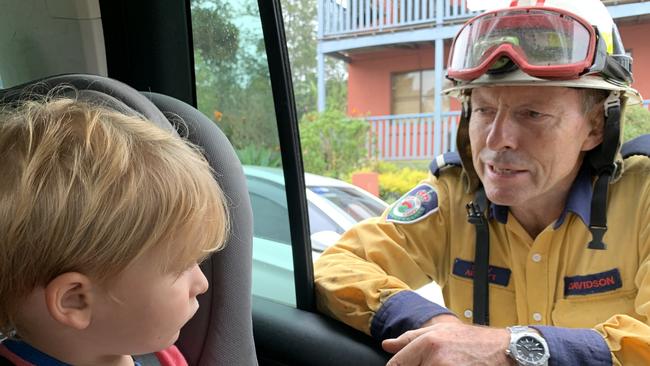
{"left": 0, "top": 74, "right": 257, "bottom": 366}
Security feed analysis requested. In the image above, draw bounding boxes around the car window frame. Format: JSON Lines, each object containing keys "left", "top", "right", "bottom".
{"left": 258, "top": 0, "right": 315, "bottom": 311}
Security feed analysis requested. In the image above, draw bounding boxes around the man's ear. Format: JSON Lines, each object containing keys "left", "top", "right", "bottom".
{"left": 44, "top": 272, "right": 94, "bottom": 330}
{"left": 581, "top": 108, "right": 605, "bottom": 152}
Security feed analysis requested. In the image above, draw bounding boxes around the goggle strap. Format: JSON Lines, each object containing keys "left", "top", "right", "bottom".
{"left": 603, "top": 55, "right": 633, "bottom": 84}
{"left": 587, "top": 31, "right": 632, "bottom": 83}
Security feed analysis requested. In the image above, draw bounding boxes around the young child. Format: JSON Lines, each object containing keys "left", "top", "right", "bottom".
{"left": 0, "top": 95, "right": 229, "bottom": 365}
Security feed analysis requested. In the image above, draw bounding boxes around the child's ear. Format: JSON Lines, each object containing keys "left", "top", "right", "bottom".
{"left": 44, "top": 272, "right": 94, "bottom": 330}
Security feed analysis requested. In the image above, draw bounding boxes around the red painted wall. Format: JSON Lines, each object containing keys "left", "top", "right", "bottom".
{"left": 347, "top": 44, "right": 452, "bottom": 117}
{"left": 619, "top": 22, "right": 650, "bottom": 100}
{"left": 347, "top": 21, "right": 650, "bottom": 117}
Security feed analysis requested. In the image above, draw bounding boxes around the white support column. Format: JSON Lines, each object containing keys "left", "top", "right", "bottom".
{"left": 433, "top": 0, "right": 444, "bottom": 154}
{"left": 434, "top": 39, "right": 443, "bottom": 129}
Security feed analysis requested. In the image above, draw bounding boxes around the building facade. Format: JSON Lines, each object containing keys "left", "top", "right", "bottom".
{"left": 317, "top": 0, "right": 650, "bottom": 160}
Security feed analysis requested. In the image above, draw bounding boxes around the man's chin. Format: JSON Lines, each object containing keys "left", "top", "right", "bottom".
{"left": 483, "top": 187, "right": 524, "bottom": 207}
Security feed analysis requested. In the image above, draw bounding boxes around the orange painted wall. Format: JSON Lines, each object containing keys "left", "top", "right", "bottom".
{"left": 619, "top": 22, "right": 650, "bottom": 100}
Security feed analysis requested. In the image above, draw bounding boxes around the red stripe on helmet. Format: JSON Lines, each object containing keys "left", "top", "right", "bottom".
{"left": 536, "top": 0, "right": 546, "bottom": 5}
{"left": 509, "top": 1, "right": 519, "bottom": 6}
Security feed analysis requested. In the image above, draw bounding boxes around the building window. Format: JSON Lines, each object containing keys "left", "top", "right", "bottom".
{"left": 391, "top": 69, "right": 447, "bottom": 115}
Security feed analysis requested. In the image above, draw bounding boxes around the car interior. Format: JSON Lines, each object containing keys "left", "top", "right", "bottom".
{"left": 0, "top": 0, "right": 391, "bottom": 365}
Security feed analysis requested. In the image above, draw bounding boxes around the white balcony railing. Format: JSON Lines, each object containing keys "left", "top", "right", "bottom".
{"left": 366, "top": 111, "right": 460, "bottom": 161}
{"left": 367, "top": 99, "right": 650, "bottom": 161}
{"left": 321, "top": 0, "right": 650, "bottom": 38}
{"left": 321, "top": 0, "right": 478, "bottom": 37}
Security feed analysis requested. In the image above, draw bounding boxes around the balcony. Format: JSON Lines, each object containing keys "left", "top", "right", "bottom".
{"left": 320, "top": 0, "right": 477, "bottom": 38}
{"left": 319, "top": 0, "right": 650, "bottom": 40}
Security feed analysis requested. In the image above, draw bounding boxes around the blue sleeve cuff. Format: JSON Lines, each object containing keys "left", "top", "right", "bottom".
{"left": 531, "top": 326, "right": 612, "bottom": 366}
{"left": 370, "top": 290, "right": 454, "bottom": 340}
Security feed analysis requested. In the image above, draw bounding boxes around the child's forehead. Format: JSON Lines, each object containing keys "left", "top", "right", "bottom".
{"left": 129, "top": 225, "right": 204, "bottom": 270}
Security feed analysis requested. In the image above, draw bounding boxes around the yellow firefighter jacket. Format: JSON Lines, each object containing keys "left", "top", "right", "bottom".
{"left": 315, "top": 156, "right": 650, "bottom": 365}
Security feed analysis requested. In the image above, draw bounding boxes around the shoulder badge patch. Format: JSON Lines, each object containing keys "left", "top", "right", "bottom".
{"left": 386, "top": 184, "right": 438, "bottom": 224}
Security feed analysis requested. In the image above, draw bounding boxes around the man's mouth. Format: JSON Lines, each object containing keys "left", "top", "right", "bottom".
{"left": 487, "top": 164, "right": 526, "bottom": 176}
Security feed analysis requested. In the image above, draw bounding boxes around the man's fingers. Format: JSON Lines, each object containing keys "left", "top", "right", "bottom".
{"left": 385, "top": 336, "right": 431, "bottom": 366}
{"left": 382, "top": 327, "right": 430, "bottom": 354}
{"left": 382, "top": 338, "right": 405, "bottom": 354}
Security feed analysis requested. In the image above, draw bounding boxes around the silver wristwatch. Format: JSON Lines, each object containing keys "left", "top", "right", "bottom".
{"left": 505, "top": 326, "right": 550, "bottom": 366}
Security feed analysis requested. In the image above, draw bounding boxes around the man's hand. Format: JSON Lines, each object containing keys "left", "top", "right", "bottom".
{"left": 382, "top": 321, "right": 513, "bottom": 366}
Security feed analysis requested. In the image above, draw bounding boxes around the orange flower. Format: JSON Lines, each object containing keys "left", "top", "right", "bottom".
{"left": 213, "top": 110, "right": 223, "bottom": 121}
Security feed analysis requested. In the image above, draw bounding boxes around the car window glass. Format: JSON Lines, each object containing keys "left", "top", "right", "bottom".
{"left": 250, "top": 193, "right": 292, "bottom": 244}
{"left": 190, "top": 0, "right": 295, "bottom": 306}
{"left": 308, "top": 202, "right": 343, "bottom": 234}
{"left": 309, "top": 186, "right": 387, "bottom": 221}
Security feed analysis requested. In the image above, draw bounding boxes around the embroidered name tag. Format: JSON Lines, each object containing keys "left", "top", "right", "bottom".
{"left": 564, "top": 268, "right": 622, "bottom": 296}
{"left": 452, "top": 258, "right": 511, "bottom": 287}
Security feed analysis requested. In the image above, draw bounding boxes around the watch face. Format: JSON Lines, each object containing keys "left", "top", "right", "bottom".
{"left": 515, "top": 335, "right": 546, "bottom": 363}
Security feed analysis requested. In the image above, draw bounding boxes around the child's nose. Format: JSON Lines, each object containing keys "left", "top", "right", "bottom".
{"left": 190, "top": 264, "right": 209, "bottom": 296}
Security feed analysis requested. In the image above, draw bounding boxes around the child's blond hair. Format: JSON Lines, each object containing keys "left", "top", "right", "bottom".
{"left": 0, "top": 94, "right": 229, "bottom": 336}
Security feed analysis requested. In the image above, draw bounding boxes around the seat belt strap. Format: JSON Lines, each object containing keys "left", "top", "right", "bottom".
{"left": 467, "top": 187, "right": 490, "bottom": 326}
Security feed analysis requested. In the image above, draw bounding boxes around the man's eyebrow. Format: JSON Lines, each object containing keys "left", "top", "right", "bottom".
{"left": 471, "top": 94, "right": 492, "bottom": 105}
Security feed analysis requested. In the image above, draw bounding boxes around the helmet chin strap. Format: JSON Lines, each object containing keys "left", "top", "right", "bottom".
{"left": 587, "top": 90, "right": 622, "bottom": 250}
{"left": 467, "top": 187, "right": 490, "bottom": 326}
{"left": 460, "top": 95, "right": 491, "bottom": 325}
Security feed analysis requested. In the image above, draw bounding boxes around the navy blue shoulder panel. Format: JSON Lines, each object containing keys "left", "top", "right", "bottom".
{"left": 621, "top": 134, "right": 650, "bottom": 159}
{"left": 429, "top": 151, "right": 462, "bottom": 176}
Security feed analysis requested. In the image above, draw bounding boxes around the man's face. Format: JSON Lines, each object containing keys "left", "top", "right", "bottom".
{"left": 469, "top": 86, "right": 603, "bottom": 210}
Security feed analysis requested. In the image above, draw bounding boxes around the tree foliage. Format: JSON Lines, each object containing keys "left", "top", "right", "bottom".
{"left": 192, "top": 0, "right": 279, "bottom": 155}
{"left": 282, "top": 0, "right": 348, "bottom": 118}
{"left": 623, "top": 104, "right": 650, "bottom": 142}
{"left": 300, "top": 110, "right": 369, "bottom": 178}
{"left": 191, "top": 0, "right": 351, "bottom": 169}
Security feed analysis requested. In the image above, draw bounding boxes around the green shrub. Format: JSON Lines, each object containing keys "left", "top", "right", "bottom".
{"left": 300, "top": 109, "right": 369, "bottom": 178}
{"left": 378, "top": 167, "right": 429, "bottom": 203}
{"left": 623, "top": 104, "right": 650, "bottom": 142}
{"left": 349, "top": 161, "right": 428, "bottom": 203}
{"left": 236, "top": 145, "right": 282, "bottom": 167}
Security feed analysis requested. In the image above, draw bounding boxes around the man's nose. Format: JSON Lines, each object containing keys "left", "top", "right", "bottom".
{"left": 485, "top": 110, "right": 518, "bottom": 151}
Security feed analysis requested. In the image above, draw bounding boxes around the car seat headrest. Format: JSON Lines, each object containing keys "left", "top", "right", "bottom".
{"left": 0, "top": 74, "right": 175, "bottom": 134}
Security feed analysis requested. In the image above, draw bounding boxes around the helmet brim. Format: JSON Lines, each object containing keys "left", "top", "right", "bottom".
{"left": 443, "top": 69, "right": 642, "bottom": 104}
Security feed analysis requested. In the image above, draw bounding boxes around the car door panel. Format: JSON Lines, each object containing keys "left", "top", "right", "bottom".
{"left": 253, "top": 297, "right": 391, "bottom": 366}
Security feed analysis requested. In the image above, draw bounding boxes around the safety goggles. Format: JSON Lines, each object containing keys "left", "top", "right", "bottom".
{"left": 448, "top": 7, "right": 598, "bottom": 81}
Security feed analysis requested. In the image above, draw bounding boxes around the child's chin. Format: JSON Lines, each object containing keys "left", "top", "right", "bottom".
{"left": 154, "top": 331, "right": 182, "bottom": 351}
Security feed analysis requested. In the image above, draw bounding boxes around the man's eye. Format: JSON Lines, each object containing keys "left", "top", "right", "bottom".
{"left": 527, "top": 110, "right": 543, "bottom": 118}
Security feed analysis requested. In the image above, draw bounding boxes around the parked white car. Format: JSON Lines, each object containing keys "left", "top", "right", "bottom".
{"left": 245, "top": 166, "right": 387, "bottom": 304}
